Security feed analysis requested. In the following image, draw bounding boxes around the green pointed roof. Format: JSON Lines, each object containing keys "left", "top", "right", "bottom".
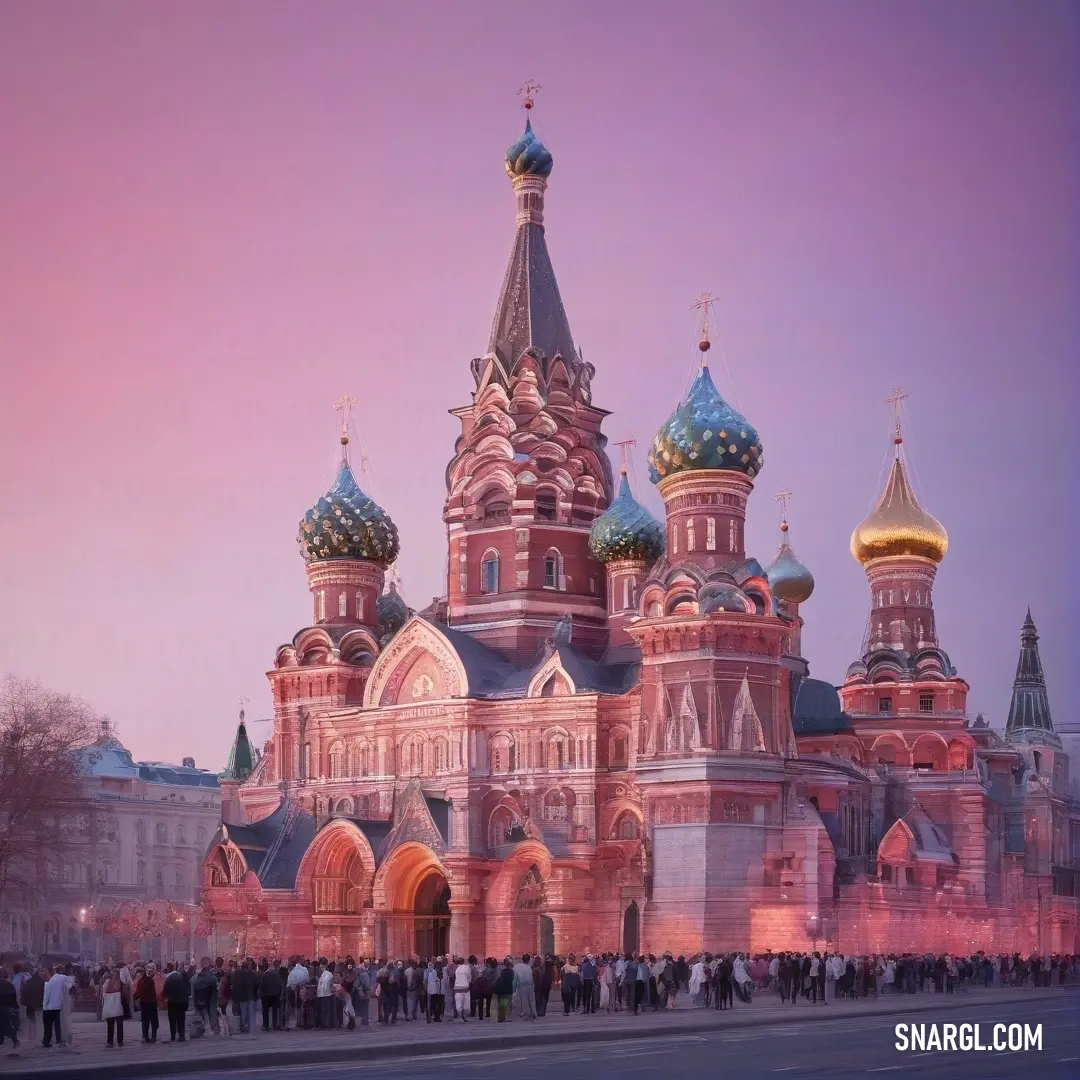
{"left": 221, "top": 719, "right": 254, "bottom": 781}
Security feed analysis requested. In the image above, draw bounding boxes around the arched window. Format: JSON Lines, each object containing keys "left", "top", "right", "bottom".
{"left": 318, "top": 590, "right": 327, "bottom": 621}
{"left": 647, "top": 600, "right": 662, "bottom": 618}
{"left": 433, "top": 737, "right": 448, "bottom": 773}
{"left": 672, "top": 525, "right": 679, "bottom": 555}
{"left": 300, "top": 743, "right": 311, "bottom": 780}
{"left": 706, "top": 517, "right": 716, "bottom": 551}
{"left": 137, "top": 861, "right": 146, "bottom": 887}
{"left": 135, "top": 821, "right": 146, "bottom": 845}
{"left": 481, "top": 550, "right": 500, "bottom": 594}
{"left": 493, "top": 748, "right": 503, "bottom": 774}
{"left": 155, "top": 823, "right": 168, "bottom": 844}
{"left": 338, "top": 591, "right": 348, "bottom": 617}
{"left": 334, "top": 797, "right": 354, "bottom": 816}
{"left": 196, "top": 826, "right": 207, "bottom": 845}
{"left": 356, "top": 592, "right": 365, "bottom": 620}
{"left": 360, "top": 743, "right": 371, "bottom": 776}
{"left": 155, "top": 868, "right": 164, "bottom": 888}
{"left": 175, "top": 868, "right": 185, "bottom": 889}
{"left": 543, "top": 790, "right": 568, "bottom": 822}
{"left": 611, "top": 733, "right": 628, "bottom": 768}
{"left": 329, "top": 745, "right": 345, "bottom": 778}
{"left": 622, "top": 577, "right": 634, "bottom": 611}
{"left": 728, "top": 519, "right": 737, "bottom": 553}
{"left": 175, "top": 825, "right": 185, "bottom": 845}
{"left": 483, "top": 498, "right": 511, "bottom": 525}
{"left": 686, "top": 517, "right": 696, "bottom": 552}
{"left": 616, "top": 814, "right": 639, "bottom": 840}
{"left": 543, "top": 549, "right": 564, "bottom": 590}
{"left": 549, "top": 737, "right": 566, "bottom": 770}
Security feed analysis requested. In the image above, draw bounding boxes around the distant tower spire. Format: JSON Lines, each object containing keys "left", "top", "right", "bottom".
{"left": 1005, "top": 609, "right": 1058, "bottom": 744}
{"left": 691, "top": 292, "right": 720, "bottom": 365}
{"left": 885, "top": 385, "right": 909, "bottom": 457}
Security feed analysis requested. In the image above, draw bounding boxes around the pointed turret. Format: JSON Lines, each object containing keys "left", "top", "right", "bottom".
{"left": 484, "top": 108, "right": 578, "bottom": 382}
{"left": 1005, "top": 609, "right": 1057, "bottom": 742}
{"left": 221, "top": 710, "right": 254, "bottom": 782}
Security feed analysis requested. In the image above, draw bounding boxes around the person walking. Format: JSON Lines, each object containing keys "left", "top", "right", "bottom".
{"left": 258, "top": 960, "right": 281, "bottom": 1031}
{"left": 513, "top": 954, "right": 537, "bottom": 1020}
{"left": 424, "top": 961, "right": 443, "bottom": 1022}
{"left": 41, "top": 966, "right": 68, "bottom": 1048}
{"left": 100, "top": 968, "right": 125, "bottom": 1048}
{"left": 453, "top": 957, "right": 472, "bottom": 1022}
{"left": 19, "top": 967, "right": 44, "bottom": 1046}
{"left": 162, "top": 963, "right": 189, "bottom": 1041}
{"left": 134, "top": 965, "right": 159, "bottom": 1043}
{"left": 494, "top": 959, "right": 515, "bottom": 1022}
{"left": 192, "top": 958, "right": 220, "bottom": 1036}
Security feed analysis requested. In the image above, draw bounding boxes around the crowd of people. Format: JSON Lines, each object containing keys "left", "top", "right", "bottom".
{"left": 0, "top": 949, "right": 1075, "bottom": 1055}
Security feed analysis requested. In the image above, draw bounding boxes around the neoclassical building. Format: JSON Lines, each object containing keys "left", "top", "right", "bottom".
{"left": 202, "top": 107, "right": 1079, "bottom": 961}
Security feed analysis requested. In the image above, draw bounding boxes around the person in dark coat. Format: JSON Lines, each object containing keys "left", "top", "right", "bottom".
{"left": 162, "top": 963, "right": 190, "bottom": 1042}
{"left": 258, "top": 964, "right": 282, "bottom": 1032}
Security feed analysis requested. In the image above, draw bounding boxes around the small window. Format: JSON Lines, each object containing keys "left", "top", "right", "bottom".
{"left": 706, "top": 517, "right": 716, "bottom": 551}
{"left": 481, "top": 552, "right": 500, "bottom": 594}
{"left": 155, "top": 868, "right": 164, "bottom": 888}
{"left": 919, "top": 693, "right": 934, "bottom": 713}
{"left": 137, "top": 861, "right": 145, "bottom": 887}
{"left": 617, "top": 816, "right": 638, "bottom": 840}
{"left": 544, "top": 554, "right": 559, "bottom": 589}
{"left": 672, "top": 526, "right": 678, "bottom": 555}
{"left": 196, "top": 826, "right": 207, "bottom": 844}
{"left": 535, "top": 493, "right": 557, "bottom": 522}
{"left": 356, "top": 592, "right": 365, "bottom": 620}
{"left": 483, "top": 500, "right": 510, "bottom": 525}
{"left": 175, "top": 868, "right": 184, "bottom": 889}
{"left": 155, "top": 823, "right": 168, "bottom": 844}
{"left": 686, "top": 518, "right": 696, "bottom": 552}
{"left": 729, "top": 518, "right": 737, "bottom": 553}
{"left": 612, "top": 736, "right": 627, "bottom": 767}
{"left": 175, "top": 825, "right": 185, "bottom": 844}
{"left": 338, "top": 591, "right": 348, "bottom": 616}
{"left": 878, "top": 696, "right": 892, "bottom": 713}
{"left": 589, "top": 575, "right": 598, "bottom": 595}
{"left": 318, "top": 589, "right": 327, "bottom": 622}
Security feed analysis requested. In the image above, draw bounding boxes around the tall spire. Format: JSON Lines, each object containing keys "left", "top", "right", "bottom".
{"left": 1005, "top": 609, "right": 1056, "bottom": 740}
{"left": 485, "top": 86, "right": 577, "bottom": 382}
{"left": 221, "top": 699, "right": 254, "bottom": 781}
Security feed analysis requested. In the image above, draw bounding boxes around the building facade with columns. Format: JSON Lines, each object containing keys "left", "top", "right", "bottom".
{"left": 201, "top": 108, "right": 1079, "bottom": 961}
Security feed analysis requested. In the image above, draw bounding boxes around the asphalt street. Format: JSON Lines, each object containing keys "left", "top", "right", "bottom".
{"left": 165, "top": 995, "right": 1080, "bottom": 1080}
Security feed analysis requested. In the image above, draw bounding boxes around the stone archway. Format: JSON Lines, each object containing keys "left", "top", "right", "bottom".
{"left": 413, "top": 868, "right": 450, "bottom": 959}
{"left": 372, "top": 841, "right": 451, "bottom": 959}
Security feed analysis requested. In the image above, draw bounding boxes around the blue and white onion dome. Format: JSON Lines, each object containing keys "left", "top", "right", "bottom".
{"left": 648, "top": 363, "right": 763, "bottom": 483}
{"left": 298, "top": 459, "right": 400, "bottom": 567}
{"left": 589, "top": 471, "right": 665, "bottom": 563}
{"left": 766, "top": 522, "right": 815, "bottom": 603}
{"left": 505, "top": 116, "right": 554, "bottom": 178}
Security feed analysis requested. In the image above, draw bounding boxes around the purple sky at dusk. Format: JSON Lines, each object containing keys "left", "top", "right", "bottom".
{"left": 1, "top": 1, "right": 1076, "bottom": 768}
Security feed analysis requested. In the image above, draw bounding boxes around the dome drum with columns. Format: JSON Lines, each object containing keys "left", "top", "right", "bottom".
{"left": 201, "top": 103, "right": 1077, "bottom": 964}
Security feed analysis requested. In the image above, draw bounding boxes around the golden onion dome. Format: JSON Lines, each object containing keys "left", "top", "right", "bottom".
{"left": 851, "top": 451, "right": 948, "bottom": 565}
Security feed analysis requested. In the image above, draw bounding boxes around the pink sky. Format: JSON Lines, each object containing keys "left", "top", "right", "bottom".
{"left": 1, "top": 1, "right": 1076, "bottom": 767}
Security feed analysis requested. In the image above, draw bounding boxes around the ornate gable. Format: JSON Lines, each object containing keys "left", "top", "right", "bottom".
{"left": 364, "top": 616, "right": 469, "bottom": 707}
{"left": 378, "top": 780, "right": 448, "bottom": 862}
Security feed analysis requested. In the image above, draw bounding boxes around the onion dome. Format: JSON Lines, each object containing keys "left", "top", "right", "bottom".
{"left": 850, "top": 453, "right": 947, "bottom": 565}
{"left": 648, "top": 364, "right": 763, "bottom": 483}
{"left": 298, "top": 460, "right": 400, "bottom": 567}
{"left": 505, "top": 117, "right": 553, "bottom": 178}
{"left": 767, "top": 522, "right": 815, "bottom": 603}
{"left": 589, "top": 471, "right": 665, "bottom": 563}
{"left": 376, "top": 584, "right": 411, "bottom": 639}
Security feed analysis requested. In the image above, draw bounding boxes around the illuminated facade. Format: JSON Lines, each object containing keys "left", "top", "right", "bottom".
{"left": 201, "top": 109, "right": 1079, "bottom": 961}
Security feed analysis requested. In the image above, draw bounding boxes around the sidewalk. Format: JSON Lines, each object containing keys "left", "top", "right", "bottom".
{"left": 5, "top": 986, "right": 1070, "bottom": 1080}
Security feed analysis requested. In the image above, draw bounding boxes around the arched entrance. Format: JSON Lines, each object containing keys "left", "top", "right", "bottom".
{"left": 413, "top": 869, "right": 450, "bottom": 958}
{"left": 623, "top": 901, "right": 639, "bottom": 955}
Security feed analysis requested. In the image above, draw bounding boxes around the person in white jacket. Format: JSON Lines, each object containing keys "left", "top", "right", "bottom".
{"left": 316, "top": 964, "right": 335, "bottom": 1029}
{"left": 41, "top": 967, "right": 70, "bottom": 1048}
{"left": 453, "top": 958, "right": 472, "bottom": 1022}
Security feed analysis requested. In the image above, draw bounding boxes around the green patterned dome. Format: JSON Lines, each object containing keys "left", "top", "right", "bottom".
{"left": 648, "top": 364, "right": 763, "bottom": 482}
{"left": 589, "top": 472, "right": 665, "bottom": 564}
{"left": 298, "top": 460, "right": 400, "bottom": 567}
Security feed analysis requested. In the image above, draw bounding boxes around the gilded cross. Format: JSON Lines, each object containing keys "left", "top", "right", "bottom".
{"left": 885, "top": 385, "right": 908, "bottom": 441}
{"left": 775, "top": 489, "right": 793, "bottom": 520}
{"left": 613, "top": 435, "right": 637, "bottom": 475}
{"left": 239, "top": 695, "right": 249, "bottom": 722}
{"left": 690, "top": 291, "right": 720, "bottom": 341}
{"left": 518, "top": 79, "right": 542, "bottom": 110}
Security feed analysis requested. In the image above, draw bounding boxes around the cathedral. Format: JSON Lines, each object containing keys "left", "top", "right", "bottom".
{"left": 201, "top": 107, "right": 1079, "bottom": 962}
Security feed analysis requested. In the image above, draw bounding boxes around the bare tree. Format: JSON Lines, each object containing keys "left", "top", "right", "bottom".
{"left": 0, "top": 676, "right": 99, "bottom": 909}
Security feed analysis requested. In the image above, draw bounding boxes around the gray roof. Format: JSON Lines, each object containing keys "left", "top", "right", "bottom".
{"left": 487, "top": 221, "right": 577, "bottom": 375}
{"left": 227, "top": 801, "right": 318, "bottom": 890}
{"left": 793, "top": 678, "right": 854, "bottom": 735}
{"left": 432, "top": 621, "right": 638, "bottom": 700}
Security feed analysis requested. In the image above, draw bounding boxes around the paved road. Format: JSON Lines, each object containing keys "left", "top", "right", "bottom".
{"left": 165, "top": 996, "right": 1079, "bottom": 1080}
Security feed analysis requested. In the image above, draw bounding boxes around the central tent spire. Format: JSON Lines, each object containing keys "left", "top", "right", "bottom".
{"left": 484, "top": 82, "right": 577, "bottom": 383}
